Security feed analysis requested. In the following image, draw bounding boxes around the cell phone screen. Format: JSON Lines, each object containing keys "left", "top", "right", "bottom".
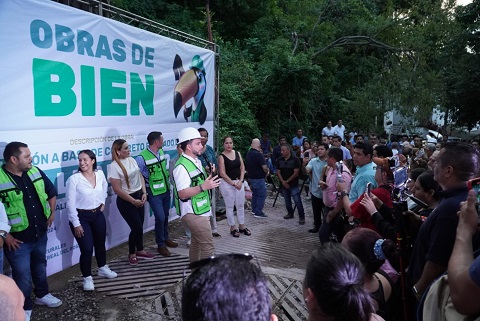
{"left": 467, "top": 177, "right": 480, "bottom": 224}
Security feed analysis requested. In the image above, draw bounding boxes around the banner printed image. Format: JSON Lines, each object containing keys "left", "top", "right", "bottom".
{"left": 172, "top": 54, "right": 208, "bottom": 125}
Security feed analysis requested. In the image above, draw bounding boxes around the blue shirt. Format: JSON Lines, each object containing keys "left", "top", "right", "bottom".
{"left": 199, "top": 144, "right": 217, "bottom": 168}
{"left": 306, "top": 157, "right": 327, "bottom": 198}
{"left": 260, "top": 139, "right": 271, "bottom": 155}
{"left": 349, "top": 162, "right": 377, "bottom": 203}
{"left": 136, "top": 146, "right": 158, "bottom": 183}
{"left": 340, "top": 145, "right": 352, "bottom": 160}
{"left": 292, "top": 136, "right": 307, "bottom": 147}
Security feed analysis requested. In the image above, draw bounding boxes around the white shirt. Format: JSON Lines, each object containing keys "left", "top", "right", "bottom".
{"left": 66, "top": 170, "right": 108, "bottom": 227}
{"left": 322, "top": 126, "right": 335, "bottom": 136}
{"left": 333, "top": 124, "right": 346, "bottom": 140}
{"left": 0, "top": 202, "right": 11, "bottom": 233}
{"left": 108, "top": 157, "right": 143, "bottom": 194}
{"left": 173, "top": 154, "right": 211, "bottom": 218}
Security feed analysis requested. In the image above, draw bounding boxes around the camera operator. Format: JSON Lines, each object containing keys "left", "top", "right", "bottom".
{"left": 402, "top": 171, "right": 441, "bottom": 244}
{"left": 408, "top": 143, "right": 479, "bottom": 302}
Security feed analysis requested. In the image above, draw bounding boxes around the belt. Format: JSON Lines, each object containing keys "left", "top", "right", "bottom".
{"left": 77, "top": 205, "right": 102, "bottom": 213}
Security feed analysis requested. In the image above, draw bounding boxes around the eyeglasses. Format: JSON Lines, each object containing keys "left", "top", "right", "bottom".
{"left": 183, "top": 253, "right": 255, "bottom": 288}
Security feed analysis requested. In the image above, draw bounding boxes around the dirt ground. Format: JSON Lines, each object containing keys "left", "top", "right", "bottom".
{"left": 30, "top": 186, "right": 315, "bottom": 320}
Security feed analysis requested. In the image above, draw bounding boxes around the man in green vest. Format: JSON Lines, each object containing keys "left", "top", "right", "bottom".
{"left": 1, "top": 142, "right": 61, "bottom": 321}
{"left": 136, "top": 131, "right": 178, "bottom": 257}
{"left": 173, "top": 127, "right": 220, "bottom": 263}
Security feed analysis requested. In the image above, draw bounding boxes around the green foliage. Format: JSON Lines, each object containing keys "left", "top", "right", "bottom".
{"left": 217, "top": 41, "right": 259, "bottom": 154}
{"left": 111, "top": 0, "right": 479, "bottom": 141}
{"left": 440, "top": 0, "right": 480, "bottom": 129}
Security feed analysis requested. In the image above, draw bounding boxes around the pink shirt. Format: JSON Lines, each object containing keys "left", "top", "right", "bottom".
{"left": 322, "top": 166, "right": 352, "bottom": 208}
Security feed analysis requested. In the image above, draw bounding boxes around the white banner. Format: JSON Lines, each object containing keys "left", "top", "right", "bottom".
{"left": 0, "top": 0, "right": 215, "bottom": 275}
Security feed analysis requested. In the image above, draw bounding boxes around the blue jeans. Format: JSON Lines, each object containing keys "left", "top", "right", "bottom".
{"left": 250, "top": 178, "right": 267, "bottom": 215}
{"left": 281, "top": 186, "right": 305, "bottom": 218}
{"left": 69, "top": 211, "right": 107, "bottom": 277}
{"left": 147, "top": 190, "right": 170, "bottom": 247}
{"left": 4, "top": 233, "right": 49, "bottom": 310}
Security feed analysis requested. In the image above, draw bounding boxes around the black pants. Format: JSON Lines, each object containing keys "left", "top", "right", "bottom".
{"left": 116, "top": 190, "right": 145, "bottom": 254}
{"left": 311, "top": 194, "right": 324, "bottom": 229}
{"left": 318, "top": 207, "right": 346, "bottom": 243}
{"left": 69, "top": 211, "right": 107, "bottom": 277}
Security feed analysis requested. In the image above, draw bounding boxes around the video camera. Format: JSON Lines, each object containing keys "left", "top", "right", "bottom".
{"left": 388, "top": 155, "right": 409, "bottom": 205}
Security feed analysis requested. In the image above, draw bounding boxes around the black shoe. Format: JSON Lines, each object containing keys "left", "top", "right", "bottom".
{"left": 283, "top": 214, "right": 294, "bottom": 219}
{"left": 308, "top": 228, "right": 319, "bottom": 233}
{"left": 299, "top": 219, "right": 305, "bottom": 225}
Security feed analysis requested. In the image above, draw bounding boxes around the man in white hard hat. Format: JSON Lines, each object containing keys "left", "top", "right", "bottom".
{"left": 173, "top": 127, "right": 220, "bottom": 263}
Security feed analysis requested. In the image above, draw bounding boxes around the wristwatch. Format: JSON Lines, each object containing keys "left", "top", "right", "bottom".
{"left": 340, "top": 191, "right": 349, "bottom": 198}
{"left": 412, "top": 285, "right": 419, "bottom": 295}
{"left": 0, "top": 231, "right": 7, "bottom": 240}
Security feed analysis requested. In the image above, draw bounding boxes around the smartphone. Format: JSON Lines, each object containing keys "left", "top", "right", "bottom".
{"left": 467, "top": 177, "right": 480, "bottom": 225}
{"left": 304, "top": 152, "right": 309, "bottom": 158}
{"left": 366, "top": 182, "right": 372, "bottom": 197}
{"left": 210, "top": 163, "right": 217, "bottom": 176}
{"left": 336, "top": 161, "right": 344, "bottom": 183}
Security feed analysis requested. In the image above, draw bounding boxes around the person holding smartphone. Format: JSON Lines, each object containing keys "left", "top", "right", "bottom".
{"left": 198, "top": 127, "right": 221, "bottom": 238}
{"left": 447, "top": 189, "right": 480, "bottom": 316}
{"left": 408, "top": 143, "right": 478, "bottom": 303}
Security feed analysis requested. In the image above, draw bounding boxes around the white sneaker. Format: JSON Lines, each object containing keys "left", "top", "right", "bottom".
{"left": 34, "top": 293, "right": 62, "bottom": 307}
{"left": 187, "top": 239, "right": 191, "bottom": 247}
{"left": 83, "top": 276, "right": 95, "bottom": 291}
{"left": 25, "top": 310, "right": 32, "bottom": 321}
{"left": 98, "top": 265, "right": 118, "bottom": 279}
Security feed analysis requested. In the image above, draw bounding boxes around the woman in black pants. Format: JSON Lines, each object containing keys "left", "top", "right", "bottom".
{"left": 66, "top": 149, "right": 117, "bottom": 291}
{"left": 108, "top": 139, "right": 155, "bottom": 265}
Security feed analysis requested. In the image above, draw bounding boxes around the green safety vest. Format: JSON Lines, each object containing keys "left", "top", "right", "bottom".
{"left": 139, "top": 148, "right": 169, "bottom": 196}
{"left": 173, "top": 155, "right": 211, "bottom": 216}
{"left": 0, "top": 166, "right": 51, "bottom": 232}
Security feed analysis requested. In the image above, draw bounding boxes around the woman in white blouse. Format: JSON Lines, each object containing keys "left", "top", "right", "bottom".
{"left": 108, "top": 139, "right": 154, "bottom": 266}
{"left": 66, "top": 149, "right": 117, "bottom": 291}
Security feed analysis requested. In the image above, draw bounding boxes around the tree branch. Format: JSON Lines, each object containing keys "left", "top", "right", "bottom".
{"left": 312, "top": 35, "right": 419, "bottom": 70}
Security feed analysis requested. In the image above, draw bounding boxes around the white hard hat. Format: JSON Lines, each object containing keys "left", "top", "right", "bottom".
{"left": 177, "top": 127, "right": 202, "bottom": 144}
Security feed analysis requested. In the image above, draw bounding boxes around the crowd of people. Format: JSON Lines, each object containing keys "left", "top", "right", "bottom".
{"left": 180, "top": 122, "right": 480, "bottom": 321}
{"left": 1, "top": 122, "right": 480, "bottom": 321}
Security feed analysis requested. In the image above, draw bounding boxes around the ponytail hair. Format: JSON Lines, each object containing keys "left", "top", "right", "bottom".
{"left": 304, "top": 244, "right": 374, "bottom": 321}
{"left": 111, "top": 139, "right": 130, "bottom": 190}
{"left": 342, "top": 227, "right": 398, "bottom": 275}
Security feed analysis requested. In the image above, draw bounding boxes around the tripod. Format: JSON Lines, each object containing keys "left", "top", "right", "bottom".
{"left": 272, "top": 177, "right": 307, "bottom": 213}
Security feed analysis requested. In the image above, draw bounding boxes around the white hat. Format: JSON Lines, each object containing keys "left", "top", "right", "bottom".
{"left": 177, "top": 127, "right": 202, "bottom": 144}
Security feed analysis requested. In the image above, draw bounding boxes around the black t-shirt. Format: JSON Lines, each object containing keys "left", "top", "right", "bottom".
{"left": 245, "top": 149, "right": 266, "bottom": 179}
{"left": 276, "top": 154, "right": 301, "bottom": 187}
{"left": 407, "top": 186, "right": 468, "bottom": 286}
{"left": 220, "top": 151, "right": 241, "bottom": 180}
